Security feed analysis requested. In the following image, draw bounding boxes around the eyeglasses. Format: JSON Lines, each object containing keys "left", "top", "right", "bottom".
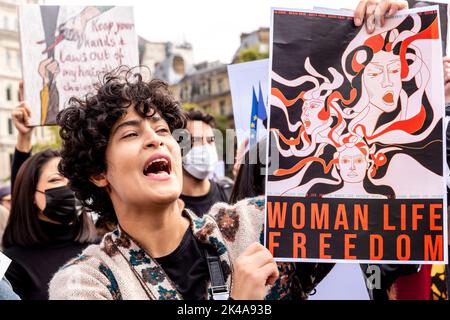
{"left": 191, "top": 135, "right": 215, "bottom": 146}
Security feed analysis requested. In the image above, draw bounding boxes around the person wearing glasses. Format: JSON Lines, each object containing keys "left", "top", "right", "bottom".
{"left": 180, "top": 109, "right": 233, "bottom": 217}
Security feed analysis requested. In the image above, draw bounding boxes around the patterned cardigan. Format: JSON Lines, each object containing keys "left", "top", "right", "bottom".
{"left": 49, "top": 197, "right": 333, "bottom": 300}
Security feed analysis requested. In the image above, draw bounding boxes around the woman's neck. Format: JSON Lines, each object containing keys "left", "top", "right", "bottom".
{"left": 339, "top": 181, "right": 366, "bottom": 195}
{"left": 116, "top": 200, "right": 190, "bottom": 258}
{"left": 182, "top": 171, "right": 210, "bottom": 197}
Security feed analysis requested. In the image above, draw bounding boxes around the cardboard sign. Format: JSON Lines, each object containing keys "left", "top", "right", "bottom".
{"left": 19, "top": 5, "right": 139, "bottom": 126}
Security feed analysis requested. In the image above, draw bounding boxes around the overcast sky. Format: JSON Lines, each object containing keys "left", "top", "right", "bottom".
{"left": 44, "top": 0, "right": 449, "bottom": 63}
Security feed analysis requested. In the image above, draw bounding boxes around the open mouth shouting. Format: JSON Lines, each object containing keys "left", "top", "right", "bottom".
{"left": 382, "top": 91, "right": 394, "bottom": 105}
{"left": 143, "top": 153, "right": 172, "bottom": 181}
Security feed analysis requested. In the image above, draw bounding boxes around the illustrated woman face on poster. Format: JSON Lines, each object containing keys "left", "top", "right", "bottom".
{"left": 336, "top": 144, "right": 369, "bottom": 184}
{"left": 321, "top": 137, "right": 391, "bottom": 199}
{"left": 361, "top": 49, "right": 402, "bottom": 113}
{"left": 301, "top": 99, "right": 328, "bottom": 135}
{"left": 342, "top": 13, "right": 439, "bottom": 141}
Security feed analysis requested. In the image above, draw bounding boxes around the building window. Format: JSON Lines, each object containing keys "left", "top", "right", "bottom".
{"left": 217, "top": 79, "right": 223, "bottom": 94}
{"left": 3, "top": 16, "right": 8, "bottom": 30}
{"left": 8, "top": 118, "right": 13, "bottom": 135}
{"left": 16, "top": 52, "right": 21, "bottom": 70}
{"left": 6, "top": 50, "right": 11, "bottom": 68}
{"left": 6, "top": 86, "right": 12, "bottom": 101}
{"left": 219, "top": 100, "right": 226, "bottom": 115}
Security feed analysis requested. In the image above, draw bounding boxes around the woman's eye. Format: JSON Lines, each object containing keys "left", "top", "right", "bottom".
{"left": 123, "top": 132, "right": 138, "bottom": 139}
{"left": 157, "top": 128, "right": 170, "bottom": 134}
{"left": 368, "top": 72, "right": 381, "bottom": 77}
{"left": 390, "top": 69, "right": 400, "bottom": 74}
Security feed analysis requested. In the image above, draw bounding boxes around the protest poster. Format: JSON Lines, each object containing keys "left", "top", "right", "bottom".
{"left": 228, "top": 59, "right": 269, "bottom": 147}
{"left": 19, "top": 5, "right": 139, "bottom": 126}
{"left": 265, "top": 6, "right": 448, "bottom": 264}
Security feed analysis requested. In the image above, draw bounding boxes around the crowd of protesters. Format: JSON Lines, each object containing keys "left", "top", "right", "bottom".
{"left": 0, "top": 0, "right": 449, "bottom": 300}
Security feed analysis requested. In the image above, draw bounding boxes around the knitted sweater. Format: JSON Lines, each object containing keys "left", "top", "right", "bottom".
{"left": 49, "top": 197, "right": 332, "bottom": 300}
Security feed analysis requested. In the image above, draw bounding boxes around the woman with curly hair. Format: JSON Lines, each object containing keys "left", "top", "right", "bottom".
{"left": 47, "top": 64, "right": 338, "bottom": 300}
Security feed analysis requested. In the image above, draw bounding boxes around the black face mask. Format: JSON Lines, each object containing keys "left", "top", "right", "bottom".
{"left": 36, "top": 186, "right": 78, "bottom": 225}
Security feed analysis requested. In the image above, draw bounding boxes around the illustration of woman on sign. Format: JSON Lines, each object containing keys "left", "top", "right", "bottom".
{"left": 270, "top": 134, "right": 395, "bottom": 199}
{"left": 340, "top": 12, "right": 441, "bottom": 145}
{"left": 37, "top": 6, "right": 112, "bottom": 125}
{"left": 270, "top": 58, "right": 349, "bottom": 159}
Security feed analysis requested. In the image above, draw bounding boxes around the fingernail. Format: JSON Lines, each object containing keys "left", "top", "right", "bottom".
{"left": 354, "top": 18, "right": 361, "bottom": 26}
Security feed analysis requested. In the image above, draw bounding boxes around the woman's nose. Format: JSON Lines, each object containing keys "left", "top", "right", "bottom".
{"left": 143, "top": 126, "right": 163, "bottom": 149}
{"left": 382, "top": 69, "right": 393, "bottom": 88}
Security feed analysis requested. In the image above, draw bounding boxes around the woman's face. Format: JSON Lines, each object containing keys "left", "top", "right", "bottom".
{"left": 337, "top": 146, "right": 368, "bottom": 184}
{"left": 301, "top": 99, "right": 326, "bottom": 135}
{"left": 101, "top": 107, "right": 183, "bottom": 211}
{"left": 35, "top": 157, "right": 68, "bottom": 212}
{"left": 362, "top": 50, "right": 402, "bottom": 112}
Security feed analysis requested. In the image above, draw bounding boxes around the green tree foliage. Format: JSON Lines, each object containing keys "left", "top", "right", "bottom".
{"left": 236, "top": 47, "right": 269, "bottom": 63}
{"left": 32, "top": 125, "right": 62, "bottom": 153}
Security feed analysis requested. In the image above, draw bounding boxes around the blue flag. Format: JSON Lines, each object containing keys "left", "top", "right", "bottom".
{"left": 249, "top": 86, "right": 258, "bottom": 146}
{"left": 257, "top": 82, "right": 267, "bottom": 121}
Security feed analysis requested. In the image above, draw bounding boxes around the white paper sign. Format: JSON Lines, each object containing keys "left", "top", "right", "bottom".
{"left": 0, "top": 252, "right": 11, "bottom": 280}
{"left": 308, "top": 264, "right": 370, "bottom": 300}
{"left": 19, "top": 5, "right": 139, "bottom": 126}
{"left": 227, "top": 59, "right": 269, "bottom": 147}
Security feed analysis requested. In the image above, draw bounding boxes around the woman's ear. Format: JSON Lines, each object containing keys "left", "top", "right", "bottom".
{"left": 90, "top": 173, "right": 108, "bottom": 188}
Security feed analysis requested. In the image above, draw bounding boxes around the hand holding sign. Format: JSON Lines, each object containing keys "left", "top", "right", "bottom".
{"left": 231, "top": 242, "right": 279, "bottom": 300}
{"left": 12, "top": 101, "right": 34, "bottom": 153}
{"left": 353, "top": 0, "right": 409, "bottom": 33}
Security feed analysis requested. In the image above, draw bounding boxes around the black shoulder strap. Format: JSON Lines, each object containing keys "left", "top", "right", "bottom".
{"left": 204, "top": 248, "right": 229, "bottom": 300}
{"left": 216, "top": 177, "right": 234, "bottom": 202}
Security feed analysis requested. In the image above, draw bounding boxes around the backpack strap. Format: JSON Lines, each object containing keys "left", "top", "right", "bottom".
{"left": 216, "top": 177, "right": 234, "bottom": 202}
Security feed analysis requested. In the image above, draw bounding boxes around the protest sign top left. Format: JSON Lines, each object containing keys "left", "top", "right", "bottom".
{"left": 18, "top": 5, "right": 139, "bottom": 126}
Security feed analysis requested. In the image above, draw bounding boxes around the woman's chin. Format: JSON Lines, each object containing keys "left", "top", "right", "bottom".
{"left": 151, "top": 191, "right": 181, "bottom": 205}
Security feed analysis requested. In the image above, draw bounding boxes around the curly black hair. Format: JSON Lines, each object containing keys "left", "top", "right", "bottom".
{"left": 57, "top": 66, "right": 185, "bottom": 223}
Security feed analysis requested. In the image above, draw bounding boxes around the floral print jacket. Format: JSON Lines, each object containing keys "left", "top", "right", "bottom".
{"left": 49, "top": 197, "right": 332, "bottom": 300}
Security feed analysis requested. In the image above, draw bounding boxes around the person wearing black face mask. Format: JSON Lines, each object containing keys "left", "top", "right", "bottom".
{"left": 1, "top": 102, "right": 97, "bottom": 300}
{"left": 35, "top": 186, "right": 79, "bottom": 225}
